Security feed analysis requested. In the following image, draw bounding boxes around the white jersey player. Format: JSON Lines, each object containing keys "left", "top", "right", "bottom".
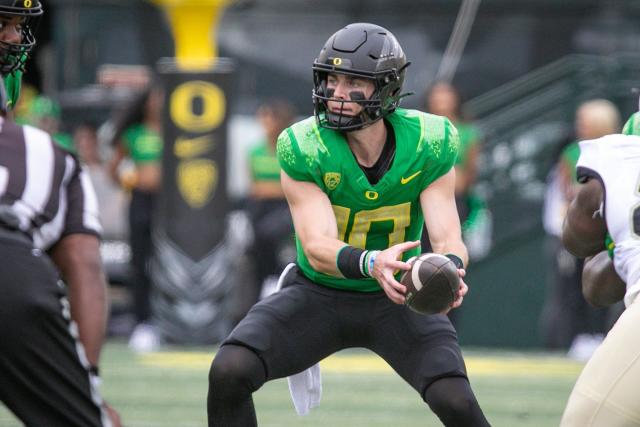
{"left": 577, "top": 134, "right": 640, "bottom": 307}
{"left": 561, "top": 133, "right": 640, "bottom": 427}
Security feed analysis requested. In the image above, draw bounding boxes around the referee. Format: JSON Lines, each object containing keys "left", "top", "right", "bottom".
{"left": 0, "top": 1, "right": 120, "bottom": 426}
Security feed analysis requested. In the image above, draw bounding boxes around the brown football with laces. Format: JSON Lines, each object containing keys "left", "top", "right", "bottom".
{"left": 400, "top": 253, "right": 460, "bottom": 315}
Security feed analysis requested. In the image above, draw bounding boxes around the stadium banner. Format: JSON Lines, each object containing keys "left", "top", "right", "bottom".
{"left": 152, "top": 59, "right": 237, "bottom": 344}
{"left": 157, "top": 60, "right": 233, "bottom": 258}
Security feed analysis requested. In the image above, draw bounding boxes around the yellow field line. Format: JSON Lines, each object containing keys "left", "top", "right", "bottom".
{"left": 138, "top": 351, "right": 584, "bottom": 377}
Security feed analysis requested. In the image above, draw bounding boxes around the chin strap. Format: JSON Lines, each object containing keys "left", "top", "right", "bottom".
{"left": 397, "top": 91, "right": 414, "bottom": 102}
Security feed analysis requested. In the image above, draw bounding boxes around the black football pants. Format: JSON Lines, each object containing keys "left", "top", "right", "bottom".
{"left": 209, "top": 267, "right": 490, "bottom": 426}
{"left": 0, "top": 232, "right": 109, "bottom": 427}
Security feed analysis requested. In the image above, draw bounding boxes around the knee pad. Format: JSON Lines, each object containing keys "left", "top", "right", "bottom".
{"left": 209, "top": 344, "right": 266, "bottom": 400}
{"left": 424, "top": 376, "right": 486, "bottom": 426}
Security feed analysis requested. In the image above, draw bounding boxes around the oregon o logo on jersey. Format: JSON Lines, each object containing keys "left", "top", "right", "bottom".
{"left": 170, "top": 81, "right": 225, "bottom": 132}
{"left": 324, "top": 172, "right": 341, "bottom": 190}
{"left": 364, "top": 190, "right": 379, "bottom": 200}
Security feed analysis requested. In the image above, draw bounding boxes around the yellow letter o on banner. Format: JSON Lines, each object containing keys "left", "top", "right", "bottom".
{"left": 170, "top": 81, "right": 225, "bottom": 132}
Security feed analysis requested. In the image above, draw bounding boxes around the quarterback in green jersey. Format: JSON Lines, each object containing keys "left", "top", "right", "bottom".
{"left": 209, "top": 23, "right": 489, "bottom": 427}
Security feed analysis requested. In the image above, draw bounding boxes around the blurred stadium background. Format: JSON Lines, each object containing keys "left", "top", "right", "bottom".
{"left": 5, "top": 0, "right": 640, "bottom": 425}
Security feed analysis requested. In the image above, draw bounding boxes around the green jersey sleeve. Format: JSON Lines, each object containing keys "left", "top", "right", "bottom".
{"left": 623, "top": 112, "right": 640, "bottom": 136}
{"left": 276, "top": 127, "right": 315, "bottom": 182}
{"left": 418, "top": 116, "right": 460, "bottom": 190}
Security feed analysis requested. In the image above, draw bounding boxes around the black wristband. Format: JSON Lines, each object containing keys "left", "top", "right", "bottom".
{"left": 89, "top": 365, "right": 100, "bottom": 376}
{"left": 337, "top": 245, "right": 367, "bottom": 279}
{"left": 445, "top": 253, "right": 464, "bottom": 269}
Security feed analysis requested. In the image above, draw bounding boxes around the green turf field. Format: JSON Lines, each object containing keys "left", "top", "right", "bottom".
{"left": 0, "top": 341, "right": 583, "bottom": 426}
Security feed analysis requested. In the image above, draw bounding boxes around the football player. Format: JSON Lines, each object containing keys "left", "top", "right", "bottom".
{"left": 560, "top": 129, "right": 640, "bottom": 426}
{"left": 208, "top": 23, "right": 489, "bottom": 426}
{"left": 0, "top": 0, "right": 40, "bottom": 111}
{"left": 0, "top": 1, "right": 120, "bottom": 425}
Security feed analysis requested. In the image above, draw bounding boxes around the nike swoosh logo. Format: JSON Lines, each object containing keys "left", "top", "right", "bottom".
{"left": 400, "top": 171, "right": 422, "bottom": 184}
{"left": 174, "top": 134, "right": 214, "bottom": 159}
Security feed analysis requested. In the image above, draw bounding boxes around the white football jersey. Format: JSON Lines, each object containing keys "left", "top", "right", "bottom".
{"left": 577, "top": 134, "right": 640, "bottom": 307}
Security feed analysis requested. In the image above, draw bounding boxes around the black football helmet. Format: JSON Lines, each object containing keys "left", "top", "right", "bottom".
{"left": 312, "top": 23, "right": 410, "bottom": 131}
{"left": 0, "top": 0, "right": 43, "bottom": 74}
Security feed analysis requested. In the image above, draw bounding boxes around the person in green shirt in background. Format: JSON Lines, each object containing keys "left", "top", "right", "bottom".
{"left": 25, "top": 95, "right": 74, "bottom": 151}
{"left": 557, "top": 100, "right": 621, "bottom": 201}
{"left": 108, "top": 84, "right": 164, "bottom": 353}
{"left": 248, "top": 100, "right": 296, "bottom": 200}
{"left": 423, "top": 82, "right": 491, "bottom": 260}
{"left": 239, "top": 99, "right": 297, "bottom": 314}
{"left": 541, "top": 99, "right": 621, "bottom": 360}
{"left": 421, "top": 82, "right": 489, "bottom": 328}
{"left": 426, "top": 82, "right": 481, "bottom": 206}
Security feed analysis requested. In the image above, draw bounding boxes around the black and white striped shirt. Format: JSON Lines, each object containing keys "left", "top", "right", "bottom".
{"left": 0, "top": 118, "right": 102, "bottom": 250}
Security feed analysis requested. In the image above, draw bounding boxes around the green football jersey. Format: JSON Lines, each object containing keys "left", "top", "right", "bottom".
{"left": 277, "top": 108, "right": 459, "bottom": 292}
{"left": 623, "top": 112, "right": 640, "bottom": 136}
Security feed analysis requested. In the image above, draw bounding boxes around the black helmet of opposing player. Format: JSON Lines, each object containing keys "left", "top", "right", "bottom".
{"left": 312, "top": 23, "right": 410, "bottom": 131}
{"left": 0, "top": 0, "right": 43, "bottom": 74}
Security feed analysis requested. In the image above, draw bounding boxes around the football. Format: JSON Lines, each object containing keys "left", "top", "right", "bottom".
{"left": 401, "top": 253, "right": 460, "bottom": 315}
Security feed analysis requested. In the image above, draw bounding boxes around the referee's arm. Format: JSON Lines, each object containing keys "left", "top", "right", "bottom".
{"left": 50, "top": 233, "right": 108, "bottom": 369}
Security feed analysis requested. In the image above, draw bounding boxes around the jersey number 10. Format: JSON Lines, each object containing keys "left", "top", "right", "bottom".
{"left": 333, "top": 202, "right": 411, "bottom": 248}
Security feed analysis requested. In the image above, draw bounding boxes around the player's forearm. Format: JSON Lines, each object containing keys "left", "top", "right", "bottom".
{"left": 301, "top": 235, "right": 347, "bottom": 276}
{"left": 67, "top": 265, "right": 108, "bottom": 366}
{"left": 562, "top": 221, "right": 604, "bottom": 258}
{"left": 51, "top": 235, "right": 108, "bottom": 367}
{"left": 432, "top": 239, "right": 468, "bottom": 268}
{"left": 562, "top": 196, "right": 606, "bottom": 258}
{"left": 582, "top": 251, "right": 625, "bottom": 307}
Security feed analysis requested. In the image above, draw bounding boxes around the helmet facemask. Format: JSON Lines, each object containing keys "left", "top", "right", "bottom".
{"left": 0, "top": 1, "right": 43, "bottom": 74}
{"left": 312, "top": 23, "right": 410, "bottom": 131}
{"left": 312, "top": 66, "right": 406, "bottom": 131}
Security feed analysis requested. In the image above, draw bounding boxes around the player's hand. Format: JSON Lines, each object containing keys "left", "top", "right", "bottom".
{"left": 370, "top": 240, "right": 421, "bottom": 304}
{"left": 104, "top": 401, "right": 122, "bottom": 427}
{"left": 442, "top": 268, "right": 468, "bottom": 313}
